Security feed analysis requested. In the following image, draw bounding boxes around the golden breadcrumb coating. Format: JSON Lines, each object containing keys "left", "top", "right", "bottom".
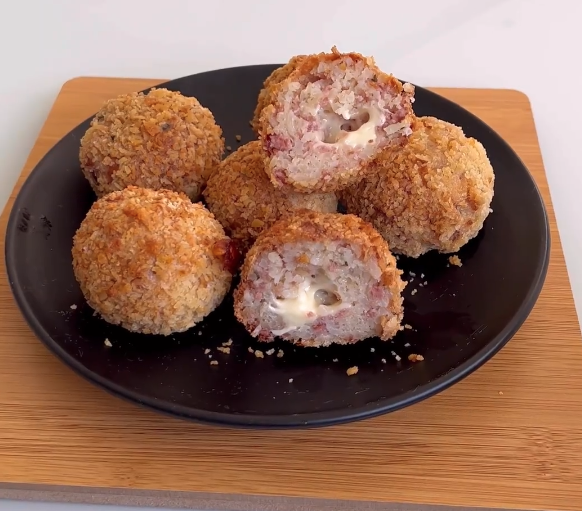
{"left": 79, "top": 88, "right": 224, "bottom": 201}
{"left": 72, "top": 186, "right": 237, "bottom": 335}
{"left": 251, "top": 55, "right": 306, "bottom": 134}
{"left": 341, "top": 116, "right": 495, "bottom": 258}
{"left": 203, "top": 141, "right": 337, "bottom": 255}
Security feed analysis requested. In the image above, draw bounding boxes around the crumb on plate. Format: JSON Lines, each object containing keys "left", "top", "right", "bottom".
{"left": 449, "top": 255, "right": 462, "bottom": 267}
{"left": 346, "top": 366, "right": 359, "bottom": 376}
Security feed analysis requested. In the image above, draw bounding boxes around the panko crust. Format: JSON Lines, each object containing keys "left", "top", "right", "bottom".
{"left": 233, "top": 210, "right": 406, "bottom": 342}
{"left": 251, "top": 55, "right": 306, "bottom": 134}
{"left": 203, "top": 141, "right": 337, "bottom": 255}
{"left": 79, "top": 88, "right": 224, "bottom": 201}
{"left": 341, "top": 116, "right": 495, "bottom": 258}
{"left": 258, "top": 47, "right": 416, "bottom": 194}
{"left": 72, "top": 186, "right": 235, "bottom": 336}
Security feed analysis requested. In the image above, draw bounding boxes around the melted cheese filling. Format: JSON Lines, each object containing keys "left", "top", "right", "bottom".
{"left": 269, "top": 273, "right": 349, "bottom": 336}
{"left": 321, "top": 108, "right": 384, "bottom": 147}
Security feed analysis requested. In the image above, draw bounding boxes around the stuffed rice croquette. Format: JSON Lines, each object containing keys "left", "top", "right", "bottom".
{"left": 234, "top": 211, "right": 406, "bottom": 347}
{"left": 258, "top": 47, "right": 415, "bottom": 193}
{"left": 72, "top": 186, "right": 237, "bottom": 336}
{"left": 251, "top": 55, "right": 306, "bottom": 134}
{"left": 79, "top": 88, "right": 224, "bottom": 201}
{"left": 342, "top": 116, "right": 495, "bottom": 258}
{"left": 203, "top": 141, "right": 338, "bottom": 255}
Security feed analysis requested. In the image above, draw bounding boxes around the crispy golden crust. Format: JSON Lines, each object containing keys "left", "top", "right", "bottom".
{"left": 79, "top": 88, "right": 224, "bottom": 201}
{"left": 251, "top": 55, "right": 306, "bottom": 134}
{"left": 341, "top": 116, "right": 495, "bottom": 257}
{"left": 72, "top": 186, "right": 234, "bottom": 335}
{"left": 203, "top": 141, "right": 337, "bottom": 255}
{"left": 233, "top": 210, "right": 406, "bottom": 342}
{"left": 257, "top": 47, "right": 416, "bottom": 194}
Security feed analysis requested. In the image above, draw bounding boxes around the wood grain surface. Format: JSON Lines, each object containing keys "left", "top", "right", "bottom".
{"left": 1, "top": 77, "right": 581, "bottom": 511}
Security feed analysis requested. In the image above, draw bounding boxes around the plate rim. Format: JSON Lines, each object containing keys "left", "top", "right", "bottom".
{"left": 3, "top": 65, "right": 551, "bottom": 428}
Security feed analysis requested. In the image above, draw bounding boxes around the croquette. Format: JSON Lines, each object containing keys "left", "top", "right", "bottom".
{"left": 72, "top": 186, "right": 238, "bottom": 336}
{"left": 79, "top": 88, "right": 224, "bottom": 201}
{"left": 233, "top": 210, "right": 406, "bottom": 347}
{"left": 251, "top": 55, "right": 306, "bottom": 134}
{"left": 203, "top": 141, "right": 338, "bottom": 255}
{"left": 341, "top": 116, "right": 495, "bottom": 258}
{"left": 258, "top": 47, "right": 416, "bottom": 193}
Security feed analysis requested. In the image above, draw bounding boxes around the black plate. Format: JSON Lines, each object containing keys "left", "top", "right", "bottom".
{"left": 4, "top": 65, "right": 550, "bottom": 428}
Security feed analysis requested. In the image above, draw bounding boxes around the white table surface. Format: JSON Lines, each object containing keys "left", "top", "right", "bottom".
{"left": 1, "top": 0, "right": 580, "bottom": 509}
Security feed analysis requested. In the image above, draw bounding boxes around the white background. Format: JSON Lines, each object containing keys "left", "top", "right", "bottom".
{"left": 0, "top": 0, "right": 580, "bottom": 509}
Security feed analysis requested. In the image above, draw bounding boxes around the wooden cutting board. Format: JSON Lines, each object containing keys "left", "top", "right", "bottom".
{"left": 0, "top": 77, "right": 581, "bottom": 511}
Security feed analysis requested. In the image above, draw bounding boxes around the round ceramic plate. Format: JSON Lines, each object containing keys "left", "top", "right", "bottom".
{"left": 5, "top": 65, "right": 550, "bottom": 428}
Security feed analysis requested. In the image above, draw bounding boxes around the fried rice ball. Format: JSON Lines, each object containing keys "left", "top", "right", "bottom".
{"left": 341, "top": 116, "right": 495, "bottom": 258}
{"left": 79, "top": 88, "right": 224, "bottom": 201}
{"left": 258, "top": 46, "right": 416, "bottom": 194}
{"left": 251, "top": 55, "right": 306, "bottom": 134}
{"left": 234, "top": 210, "right": 406, "bottom": 347}
{"left": 203, "top": 141, "right": 338, "bottom": 255}
{"left": 72, "top": 186, "right": 238, "bottom": 336}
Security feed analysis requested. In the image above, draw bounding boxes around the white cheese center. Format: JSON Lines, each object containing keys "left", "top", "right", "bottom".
{"left": 321, "top": 108, "right": 384, "bottom": 147}
{"left": 269, "top": 273, "right": 349, "bottom": 336}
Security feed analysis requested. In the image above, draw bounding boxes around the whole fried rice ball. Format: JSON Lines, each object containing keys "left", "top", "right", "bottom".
{"left": 258, "top": 46, "right": 416, "bottom": 193}
{"left": 251, "top": 55, "right": 306, "bottom": 134}
{"left": 203, "top": 141, "right": 338, "bottom": 255}
{"left": 234, "top": 210, "right": 406, "bottom": 347}
{"left": 341, "top": 116, "right": 495, "bottom": 258}
{"left": 72, "top": 186, "right": 238, "bottom": 336}
{"left": 79, "top": 88, "right": 224, "bottom": 201}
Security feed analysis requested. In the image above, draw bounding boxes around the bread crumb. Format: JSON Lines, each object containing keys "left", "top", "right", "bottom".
{"left": 419, "top": 283, "right": 424, "bottom": 287}
{"left": 255, "top": 350, "right": 264, "bottom": 358}
{"left": 423, "top": 281, "right": 428, "bottom": 286}
{"left": 266, "top": 348, "right": 275, "bottom": 356}
{"left": 449, "top": 255, "right": 462, "bottom": 267}
{"left": 248, "top": 347, "right": 254, "bottom": 354}
{"left": 370, "top": 347, "right": 375, "bottom": 353}
{"left": 204, "top": 348, "right": 210, "bottom": 355}
{"left": 288, "top": 378, "right": 294, "bottom": 383}
{"left": 223, "top": 339, "right": 233, "bottom": 347}
{"left": 104, "top": 338, "right": 112, "bottom": 347}
{"left": 409, "top": 271, "right": 416, "bottom": 277}
{"left": 210, "top": 360, "right": 219, "bottom": 366}
{"left": 226, "top": 145, "right": 232, "bottom": 151}
{"left": 70, "top": 304, "right": 77, "bottom": 310}
{"left": 395, "top": 354, "right": 401, "bottom": 362}
{"left": 408, "top": 354, "right": 424, "bottom": 362}
{"left": 332, "top": 358, "right": 339, "bottom": 362}
{"left": 498, "top": 391, "right": 504, "bottom": 395}
{"left": 217, "top": 346, "right": 231, "bottom": 354}
{"left": 404, "top": 342, "right": 411, "bottom": 347}
{"left": 346, "top": 366, "right": 359, "bottom": 376}
{"left": 404, "top": 324, "right": 412, "bottom": 330}
{"left": 198, "top": 331, "right": 202, "bottom": 335}
{"left": 277, "top": 349, "right": 284, "bottom": 358}
{"left": 235, "top": 134, "right": 242, "bottom": 142}
{"left": 420, "top": 273, "right": 425, "bottom": 279}
{"left": 411, "top": 289, "right": 418, "bottom": 295}
{"left": 381, "top": 358, "right": 387, "bottom": 364}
